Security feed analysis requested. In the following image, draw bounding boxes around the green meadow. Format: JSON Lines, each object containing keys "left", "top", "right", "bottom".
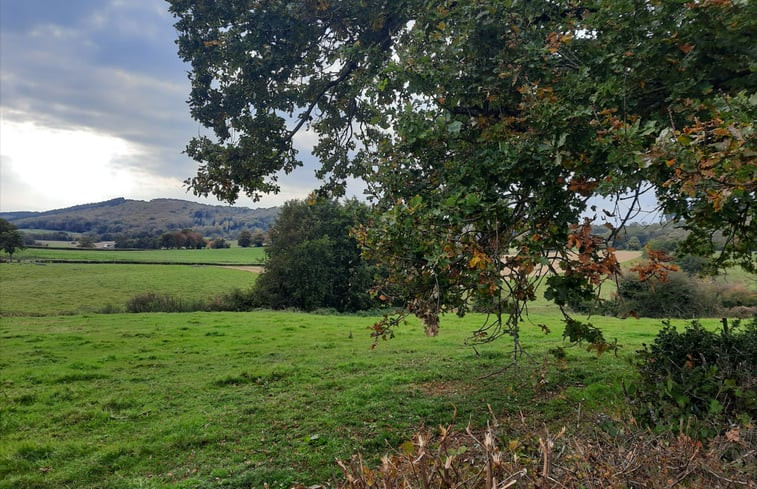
{"left": 10, "top": 246, "right": 267, "bottom": 265}
{"left": 0, "top": 309, "right": 721, "bottom": 489}
{"left": 0, "top": 263, "right": 258, "bottom": 316}
{"left": 0, "top": 252, "right": 745, "bottom": 488}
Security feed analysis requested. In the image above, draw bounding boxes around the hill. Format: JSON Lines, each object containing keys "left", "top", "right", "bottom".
{"left": 0, "top": 197, "right": 279, "bottom": 238}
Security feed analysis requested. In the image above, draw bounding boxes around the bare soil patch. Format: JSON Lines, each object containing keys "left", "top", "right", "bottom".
{"left": 614, "top": 250, "right": 642, "bottom": 263}
{"left": 222, "top": 265, "right": 265, "bottom": 273}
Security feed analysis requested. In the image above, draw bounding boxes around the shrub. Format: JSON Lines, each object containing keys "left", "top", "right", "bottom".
{"left": 628, "top": 318, "right": 757, "bottom": 438}
{"left": 125, "top": 293, "right": 207, "bottom": 313}
{"left": 208, "top": 288, "right": 261, "bottom": 311}
{"left": 615, "top": 272, "right": 721, "bottom": 318}
{"left": 209, "top": 237, "right": 230, "bottom": 249}
{"left": 720, "top": 284, "right": 757, "bottom": 308}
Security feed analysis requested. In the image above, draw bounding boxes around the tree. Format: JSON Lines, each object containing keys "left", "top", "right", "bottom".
{"left": 0, "top": 219, "right": 25, "bottom": 260}
{"left": 237, "top": 229, "right": 253, "bottom": 248}
{"left": 77, "top": 233, "right": 97, "bottom": 249}
{"left": 210, "top": 237, "right": 230, "bottom": 249}
{"left": 251, "top": 229, "right": 266, "bottom": 247}
{"left": 169, "top": 1, "right": 755, "bottom": 352}
{"left": 626, "top": 236, "right": 642, "bottom": 251}
{"left": 183, "top": 229, "right": 207, "bottom": 249}
{"left": 250, "top": 198, "right": 375, "bottom": 312}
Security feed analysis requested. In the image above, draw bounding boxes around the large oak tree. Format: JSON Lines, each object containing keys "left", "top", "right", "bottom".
{"left": 168, "top": 0, "right": 755, "bottom": 352}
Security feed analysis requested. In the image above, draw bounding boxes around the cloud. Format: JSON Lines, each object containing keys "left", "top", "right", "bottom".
{"left": 0, "top": 0, "right": 330, "bottom": 212}
{"left": 1, "top": 119, "right": 142, "bottom": 210}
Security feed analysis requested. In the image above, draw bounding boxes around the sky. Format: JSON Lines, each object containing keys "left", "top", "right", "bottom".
{"left": 0, "top": 0, "right": 324, "bottom": 212}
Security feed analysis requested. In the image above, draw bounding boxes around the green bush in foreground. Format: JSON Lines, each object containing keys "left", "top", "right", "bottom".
{"left": 629, "top": 318, "right": 757, "bottom": 438}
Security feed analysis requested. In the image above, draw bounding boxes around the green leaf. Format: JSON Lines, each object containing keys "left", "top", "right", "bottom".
{"left": 447, "top": 120, "right": 462, "bottom": 135}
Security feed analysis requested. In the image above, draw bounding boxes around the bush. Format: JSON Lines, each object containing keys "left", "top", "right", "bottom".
{"left": 629, "top": 318, "right": 757, "bottom": 438}
{"left": 720, "top": 284, "right": 757, "bottom": 308}
{"left": 615, "top": 272, "right": 721, "bottom": 318}
{"left": 125, "top": 293, "right": 207, "bottom": 313}
{"left": 208, "top": 288, "right": 261, "bottom": 311}
{"left": 209, "top": 237, "right": 230, "bottom": 249}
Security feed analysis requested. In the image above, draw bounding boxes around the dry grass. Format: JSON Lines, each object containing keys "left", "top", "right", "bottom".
{"left": 334, "top": 410, "right": 756, "bottom": 489}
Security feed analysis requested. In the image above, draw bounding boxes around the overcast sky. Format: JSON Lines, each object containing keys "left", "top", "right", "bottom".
{"left": 0, "top": 0, "right": 325, "bottom": 212}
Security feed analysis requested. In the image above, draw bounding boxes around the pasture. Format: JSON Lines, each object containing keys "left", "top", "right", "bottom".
{"left": 0, "top": 309, "right": 720, "bottom": 489}
{"left": 0, "top": 251, "right": 750, "bottom": 488}
{"left": 7, "top": 246, "right": 267, "bottom": 265}
{"left": 0, "top": 263, "right": 258, "bottom": 316}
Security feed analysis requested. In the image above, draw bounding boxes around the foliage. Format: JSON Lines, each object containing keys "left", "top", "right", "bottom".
{"left": 720, "top": 283, "right": 757, "bottom": 309}
{"left": 251, "top": 198, "right": 376, "bottom": 312}
{"left": 160, "top": 229, "right": 207, "bottom": 249}
{"left": 572, "top": 268, "right": 755, "bottom": 319}
{"left": 169, "top": 0, "right": 756, "bottom": 350}
{"left": 629, "top": 319, "right": 757, "bottom": 438}
{"left": 0, "top": 218, "right": 25, "bottom": 258}
{"left": 251, "top": 229, "right": 266, "bottom": 247}
{"left": 20, "top": 230, "right": 74, "bottom": 242}
{"left": 125, "top": 292, "right": 206, "bottom": 313}
{"left": 617, "top": 272, "right": 723, "bottom": 318}
{"left": 237, "top": 229, "right": 252, "bottom": 247}
{"left": 209, "top": 237, "right": 230, "bottom": 249}
{"left": 0, "top": 197, "right": 279, "bottom": 238}
{"left": 76, "top": 233, "right": 97, "bottom": 248}
{"left": 593, "top": 221, "right": 692, "bottom": 251}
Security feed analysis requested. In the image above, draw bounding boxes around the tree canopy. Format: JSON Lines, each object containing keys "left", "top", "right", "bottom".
{"left": 169, "top": 0, "right": 755, "bottom": 350}
{"left": 250, "top": 198, "right": 375, "bottom": 312}
{"left": 0, "top": 218, "right": 25, "bottom": 259}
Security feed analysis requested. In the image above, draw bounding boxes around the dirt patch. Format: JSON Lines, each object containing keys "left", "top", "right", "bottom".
{"left": 222, "top": 265, "right": 265, "bottom": 274}
{"left": 614, "top": 250, "right": 642, "bottom": 263}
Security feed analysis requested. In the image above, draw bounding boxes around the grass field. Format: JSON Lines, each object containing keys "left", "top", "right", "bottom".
{"left": 0, "top": 310, "right": 722, "bottom": 489}
{"left": 0, "top": 263, "right": 258, "bottom": 316}
{"left": 0, "top": 249, "right": 750, "bottom": 488}
{"left": 5, "top": 246, "right": 267, "bottom": 265}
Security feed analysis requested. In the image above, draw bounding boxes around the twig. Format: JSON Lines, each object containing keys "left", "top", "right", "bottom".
{"left": 700, "top": 465, "right": 751, "bottom": 486}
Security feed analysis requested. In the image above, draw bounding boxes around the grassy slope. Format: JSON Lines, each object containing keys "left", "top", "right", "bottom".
{"left": 0, "top": 310, "right": 724, "bottom": 489}
{"left": 5, "top": 246, "right": 267, "bottom": 265}
{"left": 0, "top": 263, "right": 258, "bottom": 316}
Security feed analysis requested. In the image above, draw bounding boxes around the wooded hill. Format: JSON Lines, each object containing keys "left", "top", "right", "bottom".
{"left": 0, "top": 198, "right": 279, "bottom": 238}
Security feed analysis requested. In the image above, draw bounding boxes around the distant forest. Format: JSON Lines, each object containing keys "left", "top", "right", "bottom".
{"left": 0, "top": 198, "right": 279, "bottom": 241}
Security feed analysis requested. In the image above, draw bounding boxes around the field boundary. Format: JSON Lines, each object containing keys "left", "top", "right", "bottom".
{"left": 2, "top": 258, "right": 265, "bottom": 266}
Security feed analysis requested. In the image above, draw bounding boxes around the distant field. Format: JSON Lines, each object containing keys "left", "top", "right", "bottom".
{"left": 0, "top": 310, "right": 721, "bottom": 489}
{"left": 0, "top": 263, "right": 258, "bottom": 316}
{"left": 5, "top": 246, "right": 267, "bottom": 265}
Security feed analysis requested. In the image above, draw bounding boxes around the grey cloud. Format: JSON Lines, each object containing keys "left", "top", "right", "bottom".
{"left": 0, "top": 0, "right": 326, "bottom": 209}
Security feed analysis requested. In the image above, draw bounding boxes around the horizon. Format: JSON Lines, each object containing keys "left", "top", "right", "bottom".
{"left": 0, "top": 196, "right": 282, "bottom": 216}
{"left": 0, "top": 1, "right": 328, "bottom": 213}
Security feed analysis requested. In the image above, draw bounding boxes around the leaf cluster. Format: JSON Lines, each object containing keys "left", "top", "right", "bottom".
{"left": 629, "top": 319, "right": 757, "bottom": 438}
{"left": 169, "top": 0, "right": 756, "bottom": 346}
